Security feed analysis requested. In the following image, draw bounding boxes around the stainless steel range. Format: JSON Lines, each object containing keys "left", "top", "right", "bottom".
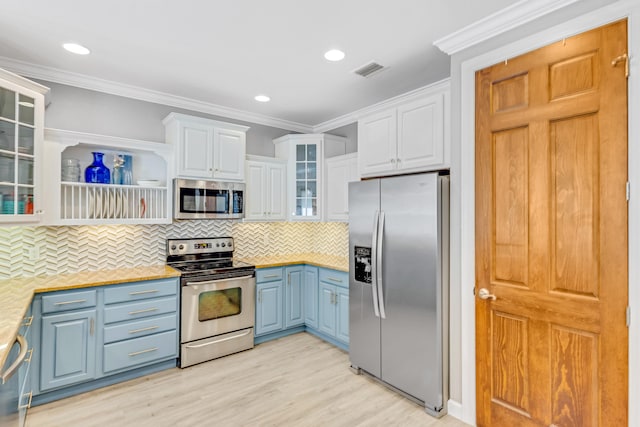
{"left": 167, "top": 237, "right": 255, "bottom": 368}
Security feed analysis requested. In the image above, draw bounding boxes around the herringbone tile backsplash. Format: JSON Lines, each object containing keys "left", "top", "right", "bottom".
{"left": 0, "top": 221, "right": 348, "bottom": 279}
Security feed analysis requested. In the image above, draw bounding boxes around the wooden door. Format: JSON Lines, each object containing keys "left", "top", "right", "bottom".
{"left": 475, "top": 20, "right": 628, "bottom": 426}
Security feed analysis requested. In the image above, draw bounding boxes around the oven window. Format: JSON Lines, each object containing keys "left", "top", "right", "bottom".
{"left": 181, "top": 188, "right": 229, "bottom": 214}
{"left": 198, "top": 288, "right": 241, "bottom": 321}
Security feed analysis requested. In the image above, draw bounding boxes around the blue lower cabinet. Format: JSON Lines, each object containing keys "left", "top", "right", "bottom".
{"left": 31, "top": 278, "right": 179, "bottom": 404}
{"left": 315, "top": 268, "right": 349, "bottom": 346}
{"left": 336, "top": 286, "right": 350, "bottom": 343}
{"left": 318, "top": 282, "right": 337, "bottom": 337}
{"left": 303, "top": 267, "right": 319, "bottom": 329}
{"left": 284, "top": 266, "right": 304, "bottom": 328}
{"left": 40, "top": 309, "right": 97, "bottom": 391}
{"left": 255, "top": 280, "right": 283, "bottom": 335}
{"left": 103, "top": 330, "right": 177, "bottom": 373}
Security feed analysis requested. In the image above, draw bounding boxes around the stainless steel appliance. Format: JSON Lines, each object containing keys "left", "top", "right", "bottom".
{"left": 348, "top": 172, "right": 449, "bottom": 417}
{"left": 167, "top": 237, "right": 255, "bottom": 367}
{"left": 174, "top": 178, "right": 245, "bottom": 220}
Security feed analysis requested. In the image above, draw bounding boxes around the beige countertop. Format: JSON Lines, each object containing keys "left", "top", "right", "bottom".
{"left": 0, "top": 265, "right": 180, "bottom": 370}
{"left": 239, "top": 253, "right": 348, "bottom": 272}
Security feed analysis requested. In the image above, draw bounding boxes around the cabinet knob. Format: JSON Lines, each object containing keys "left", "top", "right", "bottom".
{"left": 390, "top": 158, "right": 396, "bottom": 164}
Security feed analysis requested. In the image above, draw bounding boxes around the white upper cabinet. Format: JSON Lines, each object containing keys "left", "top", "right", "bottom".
{"left": 0, "top": 68, "right": 48, "bottom": 224}
{"left": 274, "top": 134, "right": 347, "bottom": 222}
{"left": 163, "top": 113, "right": 248, "bottom": 182}
{"left": 324, "top": 153, "right": 358, "bottom": 222}
{"left": 358, "top": 83, "right": 449, "bottom": 177}
{"left": 245, "top": 155, "right": 286, "bottom": 221}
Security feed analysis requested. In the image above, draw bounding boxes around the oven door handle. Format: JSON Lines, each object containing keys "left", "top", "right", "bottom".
{"left": 185, "top": 275, "right": 255, "bottom": 287}
{"left": 185, "top": 329, "right": 253, "bottom": 348}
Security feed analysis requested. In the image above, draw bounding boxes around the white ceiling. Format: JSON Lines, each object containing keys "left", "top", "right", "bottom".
{"left": 0, "top": 0, "right": 516, "bottom": 129}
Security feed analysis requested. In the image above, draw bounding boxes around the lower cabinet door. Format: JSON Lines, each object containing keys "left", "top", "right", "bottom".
{"left": 103, "top": 330, "right": 177, "bottom": 373}
{"left": 318, "top": 283, "right": 337, "bottom": 337}
{"left": 336, "top": 286, "right": 350, "bottom": 344}
{"left": 255, "top": 281, "right": 283, "bottom": 335}
{"left": 40, "top": 309, "right": 97, "bottom": 391}
{"left": 284, "top": 267, "right": 304, "bottom": 328}
{"left": 304, "top": 267, "right": 319, "bottom": 329}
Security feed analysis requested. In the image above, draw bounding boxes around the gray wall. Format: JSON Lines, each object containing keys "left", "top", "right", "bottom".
{"left": 37, "top": 80, "right": 292, "bottom": 157}
{"left": 38, "top": 80, "right": 358, "bottom": 156}
{"left": 446, "top": 0, "right": 618, "bottom": 408}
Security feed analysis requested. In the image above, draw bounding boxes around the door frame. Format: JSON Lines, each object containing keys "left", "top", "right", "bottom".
{"left": 456, "top": 1, "right": 640, "bottom": 424}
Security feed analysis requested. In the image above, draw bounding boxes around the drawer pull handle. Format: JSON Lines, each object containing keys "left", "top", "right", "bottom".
{"left": 18, "top": 391, "right": 33, "bottom": 410}
{"left": 128, "top": 307, "right": 158, "bottom": 315}
{"left": 23, "top": 316, "right": 33, "bottom": 327}
{"left": 54, "top": 299, "right": 87, "bottom": 306}
{"left": 129, "top": 289, "right": 159, "bottom": 296}
{"left": 263, "top": 274, "right": 279, "bottom": 278}
{"left": 25, "top": 348, "right": 34, "bottom": 364}
{"left": 128, "top": 347, "right": 158, "bottom": 357}
{"left": 327, "top": 277, "right": 343, "bottom": 283}
{"left": 129, "top": 326, "right": 159, "bottom": 334}
{"left": 185, "top": 329, "right": 252, "bottom": 348}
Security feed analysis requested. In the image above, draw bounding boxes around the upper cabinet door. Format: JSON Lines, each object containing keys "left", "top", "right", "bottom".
{"left": 325, "top": 153, "right": 358, "bottom": 222}
{"left": 0, "top": 69, "right": 47, "bottom": 224}
{"left": 245, "top": 160, "right": 267, "bottom": 220}
{"left": 178, "top": 122, "right": 213, "bottom": 178}
{"left": 266, "top": 162, "right": 286, "bottom": 220}
{"left": 357, "top": 110, "right": 397, "bottom": 177}
{"left": 213, "top": 128, "right": 246, "bottom": 181}
{"left": 396, "top": 93, "right": 444, "bottom": 171}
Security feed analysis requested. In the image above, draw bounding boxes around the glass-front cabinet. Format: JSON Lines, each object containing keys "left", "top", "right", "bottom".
{"left": 274, "top": 133, "right": 347, "bottom": 221}
{"left": 0, "top": 68, "right": 48, "bottom": 223}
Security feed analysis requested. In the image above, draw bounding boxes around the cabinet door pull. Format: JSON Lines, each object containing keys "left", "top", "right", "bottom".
{"left": 129, "top": 289, "right": 159, "bottom": 296}
{"left": 258, "top": 289, "right": 262, "bottom": 303}
{"left": 129, "top": 326, "right": 159, "bottom": 334}
{"left": 128, "top": 307, "right": 158, "bottom": 315}
{"left": 54, "top": 299, "right": 87, "bottom": 306}
{"left": 288, "top": 273, "right": 291, "bottom": 285}
{"left": 23, "top": 316, "right": 33, "bottom": 327}
{"left": 128, "top": 347, "right": 158, "bottom": 357}
{"left": 90, "top": 318, "right": 95, "bottom": 336}
{"left": 18, "top": 391, "right": 33, "bottom": 410}
{"left": 24, "top": 348, "right": 34, "bottom": 364}
{"left": 327, "top": 277, "right": 343, "bottom": 283}
{"left": 263, "top": 274, "right": 279, "bottom": 278}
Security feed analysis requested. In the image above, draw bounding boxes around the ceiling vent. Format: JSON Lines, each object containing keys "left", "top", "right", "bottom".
{"left": 353, "top": 61, "right": 385, "bottom": 78}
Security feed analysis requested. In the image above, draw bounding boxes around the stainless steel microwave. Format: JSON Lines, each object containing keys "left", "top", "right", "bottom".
{"left": 174, "top": 178, "right": 244, "bottom": 220}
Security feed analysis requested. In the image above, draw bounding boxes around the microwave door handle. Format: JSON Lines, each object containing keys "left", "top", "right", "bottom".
{"left": 371, "top": 210, "right": 380, "bottom": 318}
{"left": 377, "top": 211, "right": 386, "bottom": 319}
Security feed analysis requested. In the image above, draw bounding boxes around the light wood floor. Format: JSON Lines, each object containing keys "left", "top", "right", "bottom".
{"left": 27, "top": 333, "right": 469, "bottom": 427}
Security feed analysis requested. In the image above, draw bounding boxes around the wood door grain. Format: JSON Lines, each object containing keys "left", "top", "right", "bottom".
{"left": 475, "top": 20, "right": 628, "bottom": 427}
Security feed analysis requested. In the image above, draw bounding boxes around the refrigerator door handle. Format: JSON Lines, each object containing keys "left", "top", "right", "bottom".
{"left": 371, "top": 210, "right": 381, "bottom": 318}
{"left": 377, "top": 210, "right": 387, "bottom": 319}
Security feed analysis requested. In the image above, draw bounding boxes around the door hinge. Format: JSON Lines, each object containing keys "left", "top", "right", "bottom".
{"left": 627, "top": 306, "right": 631, "bottom": 328}
{"left": 627, "top": 181, "right": 630, "bottom": 201}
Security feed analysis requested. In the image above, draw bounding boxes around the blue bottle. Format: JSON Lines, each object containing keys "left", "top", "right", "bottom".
{"left": 85, "top": 152, "right": 111, "bottom": 184}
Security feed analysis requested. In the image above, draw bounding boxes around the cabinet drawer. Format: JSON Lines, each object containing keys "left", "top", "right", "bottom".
{"left": 104, "top": 296, "right": 177, "bottom": 324}
{"left": 104, "top": 279, "right": 178, "bottom": 304}
{"left": 42, "top": 290, "right": 97, "bottom": 314}
{"left": 319, "top": 269, "right": 348, "bottom": 288}
{"left": 256, "top": 268, "right": 283, "bottom": 283}
{"left": 103, "top": 330, "right": 177, "bottom": 373}
{"left": 103, "top": 314, "right": 177, "bottom": 344}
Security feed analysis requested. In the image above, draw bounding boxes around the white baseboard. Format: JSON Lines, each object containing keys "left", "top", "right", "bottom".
{"left": 447, "top": 399, "right": 464, "bottom": 422}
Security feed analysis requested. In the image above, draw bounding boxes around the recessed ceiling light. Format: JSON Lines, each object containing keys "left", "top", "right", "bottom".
{"left": 254, "top": 95, "right": 271, "bottom": 102}
{"left": 324, "top": 49, "right": 345, "bottom": 62}
{"left": 63, "top": 43, "right": 90, "bottom": 55}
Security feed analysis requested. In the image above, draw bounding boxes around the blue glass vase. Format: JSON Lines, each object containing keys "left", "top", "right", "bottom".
{"left": 85, "top": 152, "right": 110, "bottom": 184}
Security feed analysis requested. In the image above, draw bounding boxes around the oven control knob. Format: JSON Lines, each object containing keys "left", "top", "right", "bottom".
{"left": 221, "top": 243, "right": 226, "bottom": 247}
{"left": 216, "top": 243, "right": 220, "bottom": 247}
{"left": 178, "top": 244, "right": 185, "bottom": 251}
{"left": 170, "top": 245, "right": 176, "bottom": 250}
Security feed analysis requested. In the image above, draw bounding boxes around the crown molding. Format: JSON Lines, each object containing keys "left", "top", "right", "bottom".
{"left": 313, "top": 78, "right": 451, "bottom": 133}
{"left": 433, "top": 0, "right": 579, "bottom": 55}
{"left": 0, "top": 56, "right": 313, "bottom": 134}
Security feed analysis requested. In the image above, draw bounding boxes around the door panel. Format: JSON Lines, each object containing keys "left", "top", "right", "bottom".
{"left": 380, "top": 173, "right": 441, "bottom": 405}
{"left": 475, "top": 20, "right": 628, "bottom": 427}
{"left": 348, "top": 180, "right": 381, "bottom": 376}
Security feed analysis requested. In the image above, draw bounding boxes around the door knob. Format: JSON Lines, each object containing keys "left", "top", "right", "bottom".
{"left": 478, "top": 288, "right": 496, "bottom": 301}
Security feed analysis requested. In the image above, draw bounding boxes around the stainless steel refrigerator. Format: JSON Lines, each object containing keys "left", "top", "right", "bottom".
{"left": 348, "top": 172, "right": 449, "bottom": 417}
